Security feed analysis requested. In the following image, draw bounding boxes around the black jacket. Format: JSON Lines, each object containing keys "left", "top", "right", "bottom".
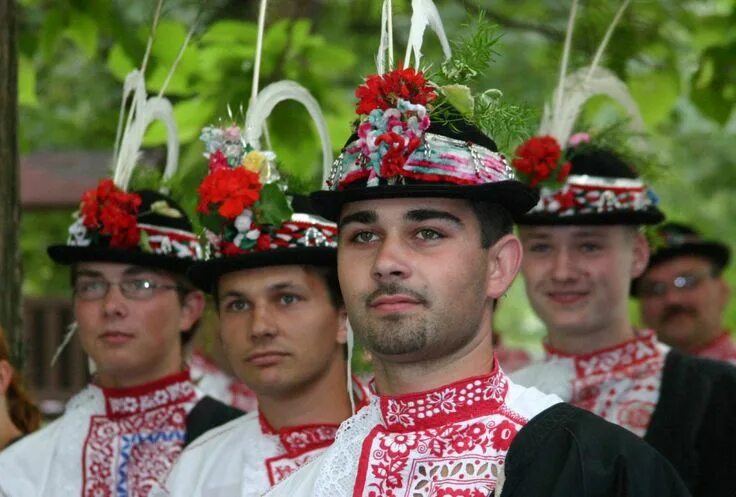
{"left": 501, "top": 403, "right": 691, "bottom": 497}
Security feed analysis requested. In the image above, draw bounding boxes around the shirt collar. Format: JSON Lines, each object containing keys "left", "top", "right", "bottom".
{"left": 101, "top": 370, "right": 195, "bottom": 418}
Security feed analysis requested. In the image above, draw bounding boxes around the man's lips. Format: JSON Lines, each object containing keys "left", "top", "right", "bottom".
{"left": 246, "top": 351, "right": 289, "bottom": 367}
{"left": 99, "top": 331, "right": 134, "bottom": 345}
{"left": 545, "top": 290, "right": 589, "bottom": 305}
{"left": 369, "top": 294, "right": 423, "bottom": 312}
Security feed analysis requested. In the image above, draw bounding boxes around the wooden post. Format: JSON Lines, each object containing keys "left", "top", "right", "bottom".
{"left": 0, "top": 0, "right": 24, "bottom": 365}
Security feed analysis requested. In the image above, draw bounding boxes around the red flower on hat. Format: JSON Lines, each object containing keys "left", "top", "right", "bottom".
{"left": 79, "top": 179, "right": 142, "bottom": 248}
{"left": 375, "top": 131, "right": 421, "bottom": 179}
{"left": 197, "top": 167, "right": 262, "bottom": 220}
{"left": 355, "top": 67, "right": 436, "bottom": 115}
{"left": 208, "top": 149, "right": 230, "bottom": 173}
{"left": 512, "top": 135, "right": 572, "bottom": 188}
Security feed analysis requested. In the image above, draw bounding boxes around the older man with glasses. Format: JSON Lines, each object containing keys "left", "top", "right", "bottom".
{"left": 0, "top": 184, "right": 243, "bottom": 497}
{"left": 634, "top": 222, "right": 736, "bottom": 365}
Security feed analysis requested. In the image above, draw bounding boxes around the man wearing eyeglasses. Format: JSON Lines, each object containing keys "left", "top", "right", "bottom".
{"left": 0, "top": 185, "right": 243, "bottom": 497}
{"left": 511, "top": 147, "right": 736, "bottom": 497}
{"left": 634, "top": 222, "right": 736, "bottom": 365}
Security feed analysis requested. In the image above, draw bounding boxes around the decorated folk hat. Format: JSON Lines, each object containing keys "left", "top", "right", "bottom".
{"left": 641, "top": 222, "right": 731, "bottom": 276}
{"left": 48, "top": 21, "right": 202, "bottom": 276}
{"left": 187, "top": 3, "right": 337, "bottom": 293}
{"left": 511, "top": 0, "right": 664, "bottom": 226}
{"left": 310, "top": 1, "right": 538, "bottom": 221}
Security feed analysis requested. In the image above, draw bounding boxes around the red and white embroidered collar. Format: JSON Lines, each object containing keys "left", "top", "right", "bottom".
{"left": 258, "top": 413, "right": 339, "bottom": 458}
{"left": 379, "top": 365, "right": 509, "bottom": 431}
{"left": 348, "top": 361, "right": 529, "bottom": 496}
{"left": 544, "top": 329, "right": 663, "bottom": 377}
{"left": 544, "top": 330, "right": 666, "bottom": 437}
{"left": 690, "top": 331, "right": 736, "bottom": 365}
{"left": 100, "top": 369, "right": 196, "bottom": 418}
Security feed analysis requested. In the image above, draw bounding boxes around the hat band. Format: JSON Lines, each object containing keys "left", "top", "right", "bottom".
{"left": 67, "top": 218, "right": 202, "bottom": 261}
{"left": 206, "top": 216, "right": 337, "bottom": 259}
{"left": 532, "top": 174, "right": 655, "bottom": 216}
{"left": 329, "top": 132, "right": 514, "bottom": 191}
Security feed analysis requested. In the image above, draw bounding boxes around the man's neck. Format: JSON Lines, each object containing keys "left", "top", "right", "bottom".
{"left": 95, "top": 359, "right": 185, "bottom": 390}
{"left": 547, "top": 316, "right": 636, "bottom": 355}
{"left": 371, "top": 330, "right": 495, "bottom": 396}
{"left": 257, "top": 357, "right": 353, "bottom": 431}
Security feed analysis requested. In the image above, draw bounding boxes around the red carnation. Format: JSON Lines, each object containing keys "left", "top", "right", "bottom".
{"left": 197, "top": 167, "right": 262, "bottom": 220}
{"left": 208, "top": 150, "right": 229, "bottom": 173}
{"left": 513, "top": 136, "right": 568, "bottom": 187}
{"left": 355, "top": 67, "right": 436, "bottom": 115}
{"left": 79, "top": 179, "right": 141, "bottom": 248}
{"left": 256, "top": 233, "right": 272, "bottom": 252}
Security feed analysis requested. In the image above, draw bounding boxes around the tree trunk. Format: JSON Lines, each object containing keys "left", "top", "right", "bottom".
{"left": 0, "top": 0, "right": 23, "bottom": 365}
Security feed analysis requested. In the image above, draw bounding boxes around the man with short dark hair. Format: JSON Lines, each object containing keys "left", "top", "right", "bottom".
{"left": 634, "top": 222, "right": 735, "bottom": 365}
{"left": 0, "top": 183, "right": 243, "bottom": 497}
{"left": 154, "top": 118, "right": 369, "bottom": 497}
{"left": 264, "top": 59, "right": 690, "bottom": 496}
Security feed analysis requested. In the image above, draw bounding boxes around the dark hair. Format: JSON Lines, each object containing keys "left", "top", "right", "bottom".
{"left": 212, "top": 264, "right": 343, "bottom": 310}
{"left": 0, "top": 325, "right": 41, "bottom": 435}
{"left": 469, "top": 201, "right": 513, "bottom": 248}
{"left": 69, "top": 265, "right": 201, "bottom": 346}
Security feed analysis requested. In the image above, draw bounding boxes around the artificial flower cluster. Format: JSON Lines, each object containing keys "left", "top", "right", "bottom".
{"left": 198, "top": 124, "right": 291, "bottom": 255}
{"left": 79, "top": 179, "right": 142, "bottom": 248}
{"left": 512, "top": 135, "right": 572, "bottom": 188}
{"left": 345, "top": 67, "right": 437, "bottom": 186}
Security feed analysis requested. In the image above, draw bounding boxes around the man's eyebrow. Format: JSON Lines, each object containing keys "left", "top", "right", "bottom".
{"left": 75, "top": 269, "right": 103, "bottom": 278}
{"left": 339, "top": 210, "right": 377, "bottom": 228}
{"left": 405, "top": 209, "right": 463, "bottom": 226}
{"left": 123, "top": 266, "right": 167, "bottom": 278}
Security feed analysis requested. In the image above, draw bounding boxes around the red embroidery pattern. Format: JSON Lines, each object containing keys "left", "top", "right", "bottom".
{"left": 83, "top": 372, "right": 195, "bottom": 497}
{"left": 547, "top": 331, "right": 665, "bottom": 437}
{"left": 692, "top": 332, "right": 736, "bottom": 366}
{"left": 354, "top": 367, "right": 527, "bottom": 497}
{"left": 104, "top": 371, "right": 195, "bottom": 418}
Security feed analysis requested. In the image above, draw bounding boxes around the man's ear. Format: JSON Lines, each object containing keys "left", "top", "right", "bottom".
{"left": 0, "top": 360, "right": 14, "bottom": 396}
{"left": 179, "top": 290, "right": 206, "bottom": 333}
{"left": 336, "top": 308, "right": 348, "bottom": 345}
{"left": 631, "top": 232, "right": 651, "bottom": 278}
{"left": 486, "top": 234, "right": 523, "bottom": 299}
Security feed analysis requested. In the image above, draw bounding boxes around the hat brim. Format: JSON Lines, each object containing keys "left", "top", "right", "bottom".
{"left": 516, "top": 207, "right": 665, "bottom": 226}
{"left": 647, "top": 242, "right": 731, "bottom": 270}
{"left": 310, "top": 181, "right": 539, "bottom": 222}
{"left": 187, "top": 247, "right": 337, "bottom": 293}
{"left": 47, "top": 245, "right": 193, "bottom": 275}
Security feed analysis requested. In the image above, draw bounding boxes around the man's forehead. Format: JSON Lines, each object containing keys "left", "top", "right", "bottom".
{"left": 646, "top": 255, "right": 715, "bottom": 277}
{"left": 218, "top": 265, "right": 312, "bottom": 292}
{"left": 76, "top": 262, "right": 161, "bottom": 276}
{"left": 339, "top": 197, "right": 471, "bottom": 221}
{"left": 519, "top": 225, "right": 621, "bottom": 238}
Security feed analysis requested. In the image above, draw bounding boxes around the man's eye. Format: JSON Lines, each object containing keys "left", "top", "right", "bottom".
{"left": 527, "top": 244, "right": 551, "bottom": 253}
{"left": 351, "top": 231, "right": 378, "bottom": 243}
{"left": 224, "top": 300, "right": 249, "bottom": 312}
{"left": 79, "top": 281, "right": 105, "bottom": 291}
{"left": 129, "top": 278, "right": 154, "bottom": 290}
{"left": 579, "top": 243, "right": 601, "bottom": 253}
{"left": 279, "top": 294, "right": 301, "bottom": 306}
{"left": 415, "top": 228, "right": 443, "bottom": 241}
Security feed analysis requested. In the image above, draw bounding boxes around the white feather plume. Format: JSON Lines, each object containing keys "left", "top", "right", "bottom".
{"left": 112, "top": 70, "right": 179, "bottom": 192}
{"left": 244, "top": 80, "right": 333, "bottom": 184}
{"left": 404, "top": 0, "right": 451, "bottom": 70}
{"left": 377, "top": 0, "right": 394, "bottom": 74}
{"left": 539, "top": 65, "right": 644, "bottom": 145}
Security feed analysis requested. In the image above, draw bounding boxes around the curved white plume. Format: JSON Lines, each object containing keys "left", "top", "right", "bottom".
{"left": 377, "top": 0, "right": 394, "bottom": 74}
{"left": 244, "top": 80, "right": 333, "bottom": 184}
{"left": 404, "top": 0, "right": 451, "bottom": 70}
{"left": 540, "top": 66, "right": 644, "bottom": 145}
{"left": 112, "top": 70, "right": 179, "bottom": 192}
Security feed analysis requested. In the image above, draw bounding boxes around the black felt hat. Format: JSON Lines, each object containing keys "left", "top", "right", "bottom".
{"left": 48, "top": 187, "right": 202, "bottom": 275}
{"left": 516, "top": 146, "right": 665, "bottom": 226}
{"left": 311, "top": 111, "right": 538, "bottom": 222}
{"left": 646, "top": 222, "right": 731, "bottom": 270}
{"left": 188, "top": 195, "right": 337, "bottom": 293}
